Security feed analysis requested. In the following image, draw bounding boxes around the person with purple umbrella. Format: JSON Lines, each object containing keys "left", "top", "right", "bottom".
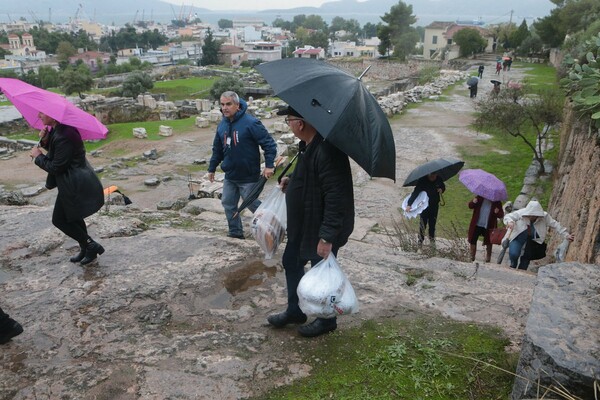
{"left": 30, "top": 112, "right": 105, "bottom": 265}
{"left": 467, "top": 196, "right": 504, "bottom": 262}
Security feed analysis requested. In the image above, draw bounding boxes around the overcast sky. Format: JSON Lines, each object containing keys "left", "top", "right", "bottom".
{"left": 163, "top": 0, "right": 329, "bottom": 12}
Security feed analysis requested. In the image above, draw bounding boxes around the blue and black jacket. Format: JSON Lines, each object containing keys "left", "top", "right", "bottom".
{"left": 208, "top": 98, "right": 277, "bottom": 183}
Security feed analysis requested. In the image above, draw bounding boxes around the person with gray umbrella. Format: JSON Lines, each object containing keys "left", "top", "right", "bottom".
{"left": 267, "top": 106, "right": 355, "bottom": 338}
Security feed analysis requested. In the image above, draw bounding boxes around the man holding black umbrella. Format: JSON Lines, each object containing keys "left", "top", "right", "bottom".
{"left": 267, "top": 106, "right": 355, "bottom": 338}
{"left": 207, "top": 91, "right": 277, "bottom": 239}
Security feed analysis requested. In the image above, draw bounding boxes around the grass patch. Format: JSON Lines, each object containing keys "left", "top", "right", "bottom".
{"left": 85, "top": 117, "right": 198, "bottom": 153}
{"left": 251, "top": 317, "right": 514, "bottom": 400}
{"left": 514, "top": 63, "right": 559, "bottom": 88}
{"left": 150, "top": 77, "right": 216, "bottom": 101}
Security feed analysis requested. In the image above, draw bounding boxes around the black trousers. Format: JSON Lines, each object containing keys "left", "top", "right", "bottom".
{"left": 282, "top": 239, "right": 339, "bottom": 318}
{"left": 52, "top": 195, "right": 90, "bottom": 246}
{"left": 419, "top": 204, "right": 439, "bottom": 242}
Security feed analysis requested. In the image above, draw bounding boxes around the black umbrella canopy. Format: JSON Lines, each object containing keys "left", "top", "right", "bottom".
{"left": 402, "top": 157, "right": 465, "bottom": 187}
{"left": 256, "top": 58, "right": 396, "bottom": 181}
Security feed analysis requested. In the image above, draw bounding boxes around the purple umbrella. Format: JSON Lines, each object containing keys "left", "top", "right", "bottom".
{"left": 458, "top": 169, "right": 508, "bottom": 202}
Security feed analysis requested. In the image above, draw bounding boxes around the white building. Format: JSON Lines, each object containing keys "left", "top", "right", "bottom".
{"left": 243, "top": 42, "right": 281, "bottom": 62}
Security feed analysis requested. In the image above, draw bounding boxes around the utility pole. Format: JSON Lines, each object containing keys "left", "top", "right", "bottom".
{"left": 509, "top": 9, "right": 514, "bottom": 25}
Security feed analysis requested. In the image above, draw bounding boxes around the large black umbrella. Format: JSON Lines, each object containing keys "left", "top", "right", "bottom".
{"left": 256, "top": 58, "right": 396, "bottom": 181}
{"left": 402, "top": 157, "right": 464, "bottom": 187}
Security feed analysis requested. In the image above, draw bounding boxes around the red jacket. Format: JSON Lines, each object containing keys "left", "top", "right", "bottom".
{"left": 467, "top": 196, "right": 504, "bottom": 244}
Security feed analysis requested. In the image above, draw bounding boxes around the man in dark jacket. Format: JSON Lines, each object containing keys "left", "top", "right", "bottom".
{"left": 267, "top": 106, "right": 354, "bottom": 338}
{"left": 406, "top": 173, "right": 445, "bottom": 245}
{"left": 208, "top": 91, "right": 277, "bottom": 239}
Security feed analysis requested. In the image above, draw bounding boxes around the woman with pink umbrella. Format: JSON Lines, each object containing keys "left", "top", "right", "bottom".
{"left": 30, "top": 113, "right": 105, "bottom": 265}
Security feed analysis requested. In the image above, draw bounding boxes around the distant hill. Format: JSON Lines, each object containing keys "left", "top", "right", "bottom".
{"left": 7, "top": 0, "right": 554, "bottom": 27}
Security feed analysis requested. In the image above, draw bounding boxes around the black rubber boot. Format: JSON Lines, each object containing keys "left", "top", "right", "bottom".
{"left": 69, "top": 243, "right": 87, "bottom": 263}
{"left": 80, "top": 239, "right": 105, "bottom": 265}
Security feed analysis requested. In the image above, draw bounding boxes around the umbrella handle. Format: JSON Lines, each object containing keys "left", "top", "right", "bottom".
{"left": 439, "top": 192, "right": 446, "bottom": 206}
{"left": 277, "top": 152, "right": 299, "bottom": 184}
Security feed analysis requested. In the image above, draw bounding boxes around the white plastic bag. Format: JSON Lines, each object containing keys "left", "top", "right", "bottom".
{"left": 297, "top": 253, "right": 359, "bottom": 318}
{"left": 554, "top": 239, "right": 570, "bottom": 262}
{"left": 251, "top": 186, "right": 287, "bottom": 259}
{"left": 401, "top": 191, "right": 429, "bottom": 219}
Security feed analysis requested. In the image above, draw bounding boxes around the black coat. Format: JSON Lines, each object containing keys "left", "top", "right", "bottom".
{"left": 286, "top": 135, "right": 355, "bottom": 259}
{"left": 34, "top": 124, "right": 104, "bottom": 222}
{"left": 408, "top": 175, "right": 446, "bottom": 207}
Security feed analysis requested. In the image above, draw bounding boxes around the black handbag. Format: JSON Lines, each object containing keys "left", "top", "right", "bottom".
{"left": 524, "top": 239, "right": 547, "bottom": 260}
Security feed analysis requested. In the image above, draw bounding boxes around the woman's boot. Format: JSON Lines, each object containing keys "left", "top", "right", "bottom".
{"left": 80, "top": 239, "right": 105, "bottom": 265}
{"left": 69, "top": 243, "right": 87, "bottom": 263}
{"left": 485, "top": 245, "right": 492, "bottom": 263}
{"left": 470, "top": 244, "right": 477, "bottom": 261}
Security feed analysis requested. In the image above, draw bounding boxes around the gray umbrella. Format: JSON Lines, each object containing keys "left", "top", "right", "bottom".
{"left": 402, "top": 157, "right": 464, "bottom": 187}
{"left": 256, "top": 58, "right": 396, "bottom": 181}
{"left": 467, "top": 76, "right": 479, "bottom": 86}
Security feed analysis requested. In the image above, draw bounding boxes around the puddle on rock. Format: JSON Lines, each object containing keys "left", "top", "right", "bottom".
{"left": 223, "top": 259, "right": 278, "bottom": 295}
{"left": 176, "top": 259, "right": 281, "bottom": 310}
{"left": 8, "top": 352, "right": 27, "bottom": 373}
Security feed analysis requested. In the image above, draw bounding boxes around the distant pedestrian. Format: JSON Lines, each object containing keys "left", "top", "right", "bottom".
{"left": 495, "top": 61, "right": 502, "bottom": 75}
{"left": 477, "top": 65, "right": 484, "bottom": 79}
{"left": 468, "top": 77, "right": 479, "bottom": 98}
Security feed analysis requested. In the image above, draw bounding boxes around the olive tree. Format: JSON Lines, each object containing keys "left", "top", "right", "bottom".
{"left": 474, "top": 85, "right": 564, "bottom": 175}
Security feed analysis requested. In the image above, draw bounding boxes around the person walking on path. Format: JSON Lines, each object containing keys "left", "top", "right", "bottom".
{"left": 496, "top": 61, "right": 502, "bottom": 75}
{"left": 207, "top": 91, "right": 277, "bottom": 239}
{"left": 477, "top": 65, "right": 484, "bottom": 79}
{"left": 0, "top": 307, "right": 23, "bottom": 344}
{"left": 503, "top": 200, "right": 574, "bottom": 270}
{"left": 406, "top": 173, "right": 445, "bottom": 245}
{"left": 30, "top": 112, "right": 105, "bottom": 265}
{"left": 267, "top": 106, "right": 354, "bottom": 338}
{"left": 467, "top": 196, "right": 504, "bottom": 262}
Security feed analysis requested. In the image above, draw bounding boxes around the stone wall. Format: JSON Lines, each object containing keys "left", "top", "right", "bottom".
{"left": 547, "top": 104, "right": 600, "bottom": 264}
{"left": 511, "top": 262, "right": 599, "bottom": 399}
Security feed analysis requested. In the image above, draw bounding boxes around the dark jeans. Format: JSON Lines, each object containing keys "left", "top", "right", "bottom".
{"left": 52, "top": 195, "right": 90, "bottom": 246}
{"left": 282, "top": 239, "right": 339, "bottom": 319}
{"left": 509, "top": 230, "right": 530, "bottom": 270}
{"left": 469, "top": 85, "right": 478, "bottom": 98}
{"left": 419, "top": 204, "right": 439, "bottom": 242}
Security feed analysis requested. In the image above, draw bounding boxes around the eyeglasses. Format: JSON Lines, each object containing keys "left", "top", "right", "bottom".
{"left": 284, "top": 117, "right": 303, "bottom": 125}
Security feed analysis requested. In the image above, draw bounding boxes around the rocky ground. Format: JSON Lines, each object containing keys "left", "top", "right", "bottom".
{"left": 0, "top": 63, "right": 537, "bottom": 399}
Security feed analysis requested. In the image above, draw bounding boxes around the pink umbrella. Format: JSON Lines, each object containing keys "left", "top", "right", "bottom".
{"left": 458, "top": 169, "right": 508, "bottom": 202}
{"left": 0, "top": 78, "right": 107, "bottom": 140}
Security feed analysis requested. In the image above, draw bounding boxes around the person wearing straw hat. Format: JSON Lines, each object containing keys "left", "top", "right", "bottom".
{"left": 503, "top": 200, "right": 574, "bottom": 270}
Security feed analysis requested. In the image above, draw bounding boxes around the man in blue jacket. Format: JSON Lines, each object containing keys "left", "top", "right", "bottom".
{"left": 208, "top": 91, "right": 277, "bottom": 239}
